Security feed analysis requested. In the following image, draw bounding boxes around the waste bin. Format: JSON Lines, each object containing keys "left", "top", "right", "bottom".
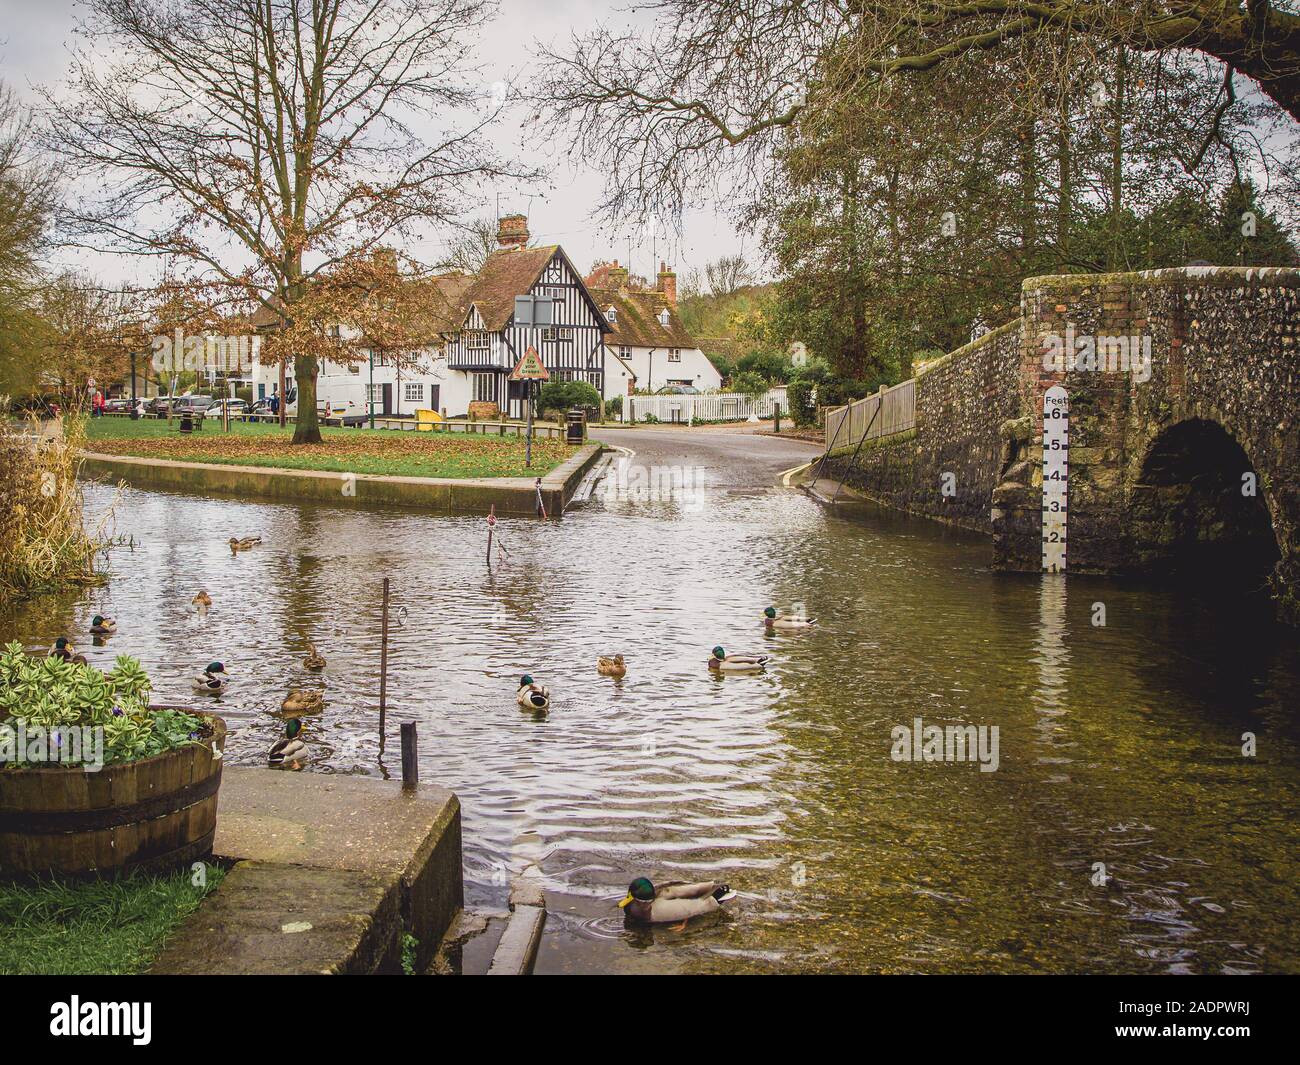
{"left": 565, "top": 408, "right": 586, "bottom": 444}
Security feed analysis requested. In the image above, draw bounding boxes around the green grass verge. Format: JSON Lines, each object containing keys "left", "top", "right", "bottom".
{"left": 0, "top": 862, "right": 225, "bottom": 975}
{"left": 84, "top": 416, "right": 569, "bottom": 479}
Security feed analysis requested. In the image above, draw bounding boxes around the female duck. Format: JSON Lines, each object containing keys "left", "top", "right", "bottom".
{"left": 90, "top": 614, "right": 117, "bottom": 635}
{"left": 281, "top": 689, "right": 324, "bottom": 716}
{"left": 269, "top": 719, "right": 307, "bottom": 768}
{"left": 228, "top": 536, "right": 262, "bottom": 552}
{"left": 618, "top": 878, "right": 736, "bottom": 925}
{"left": 194, "top": 661, "right": 230, "bottom": 694}
{"left": 303, "top": 644, "right": 326, "bottom": 671}
{"left": 192, "top": 590, "right": 212, "bottom": 610}
{"left": 707, "top": 646, "right": 768, "bottom": 673}
{"left": 763, "top": 606, "right": 816, "bottom": 630}
{"left": 516, "top": 675, "right": 550, "bottom": 711}
{"left": 596, "top": 655, "right": 626, "bottom": 678}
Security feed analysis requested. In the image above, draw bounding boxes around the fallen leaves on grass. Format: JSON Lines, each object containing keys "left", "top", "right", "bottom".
{"left": 89, "top": 427, "right": 574, "bottom": 479}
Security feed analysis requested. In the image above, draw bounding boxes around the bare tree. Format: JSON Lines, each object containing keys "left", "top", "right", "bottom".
{"left": 539, "top": 1, "right": 1300, "bottom": 225}
{"left": 436, "top": 215, "right": 502, "bottom": 274}
{"left": 42, "top": 0, "right": 529, "bottom": 443}
{"left": 703, "top": 254, "right": 756, "bottom": 297}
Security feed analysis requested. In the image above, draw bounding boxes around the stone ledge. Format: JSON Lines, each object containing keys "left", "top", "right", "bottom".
{"left": 79, "top": 442, "right": 603, "bottom": 517}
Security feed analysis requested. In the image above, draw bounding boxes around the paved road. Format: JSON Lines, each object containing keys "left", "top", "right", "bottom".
{"left": 590, "top": 425, "right": 821, "bottom": 489}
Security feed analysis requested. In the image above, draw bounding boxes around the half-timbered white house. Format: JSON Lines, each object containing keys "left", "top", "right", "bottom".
{"left": 441, "top": 216, "right": 612, "bottom": 420}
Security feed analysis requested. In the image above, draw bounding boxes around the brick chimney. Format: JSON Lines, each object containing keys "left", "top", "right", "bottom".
{"left": 496, "top": 213, "right": 529, "bottom": 250}
{"left": 657, "top": 261, "right": 677, "bottom": 305}
{"left": 607, "top": 261, "right": 629, "bottom": 289}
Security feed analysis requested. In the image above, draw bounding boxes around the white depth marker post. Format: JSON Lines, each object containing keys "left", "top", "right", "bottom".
{"left": 1041, "top": 385, "right": 1069, "bottom": 573}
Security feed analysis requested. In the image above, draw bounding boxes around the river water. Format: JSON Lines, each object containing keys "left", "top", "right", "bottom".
{"left": 3, "top": 429, "right": 1297, "bottom": 973}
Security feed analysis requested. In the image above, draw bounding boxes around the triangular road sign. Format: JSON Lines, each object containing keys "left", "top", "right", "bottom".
{"left": 509, "top": 346, "right": 549, "bottom": 381}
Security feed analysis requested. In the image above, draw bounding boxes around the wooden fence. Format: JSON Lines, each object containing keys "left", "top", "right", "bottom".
{"left": 822, "top": 378, "right": 916, "bottom": 451}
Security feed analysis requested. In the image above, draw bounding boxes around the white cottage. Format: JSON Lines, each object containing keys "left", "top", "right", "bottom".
{"left": 586, "top": 262, "right": 722, "bottom": 395}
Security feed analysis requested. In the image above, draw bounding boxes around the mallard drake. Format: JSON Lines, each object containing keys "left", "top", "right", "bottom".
{"left": 707, "top": 646, "right": 768, "bottom": 673}
{"left": 228, "top": 536, "right": 262, "bottom": 551}
{"left": 303, "top": 644, "right": 326, "bottom": 671}
{"left": 281, "top": 689, "right": 324, "bottom": 716}
{"left": 49, "top": 637, "right": 76, "bottom": 661}
{"left": 269, "top": 719, "right": 307, "bottom": 768}
{"left": 194, "top": 661, "right": 230, "bottom": 694}
{"left": 516, "top": 675, "right": 550, "bottom": 711}
{"left": 763, "top": 606, "right": 817, "bottom": 630}
{"left": 596, "top": 654, "right": 626, "bottom": 678}
{"left": 618, "top": 877, "right": 736, "bottom": 925}
{"left": 90, "top": 614, "right": 117, "bottom": 635}
{"left": 192, "top": 590, "right": 212, "bottom": 609}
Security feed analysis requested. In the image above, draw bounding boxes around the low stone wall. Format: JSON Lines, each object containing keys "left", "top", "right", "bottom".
{"left": 825, "top": 322, "right": 1021, "bottom": 533}
{"left": 80, "top": 443, "right": 604, "bottom": 517}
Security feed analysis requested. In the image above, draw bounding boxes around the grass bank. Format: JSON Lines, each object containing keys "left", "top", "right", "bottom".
{"left": 0, "top": 862, "right": 225, "bottom": 974}
{"left": 85, "top": 417, "right": 571, "bottom": 479}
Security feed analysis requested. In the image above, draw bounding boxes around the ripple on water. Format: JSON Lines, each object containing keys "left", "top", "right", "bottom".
{"left": 2, "top": 477, "right": 1297, "bottom": 974}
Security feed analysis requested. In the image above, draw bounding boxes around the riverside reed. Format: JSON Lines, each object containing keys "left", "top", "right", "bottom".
{"left": 0, "top": 411, "right": 115, "bottom": 598}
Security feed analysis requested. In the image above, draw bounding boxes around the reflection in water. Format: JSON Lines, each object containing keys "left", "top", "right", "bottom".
{"left": 1, "top": 474, "right": 1297, "bottom": 974}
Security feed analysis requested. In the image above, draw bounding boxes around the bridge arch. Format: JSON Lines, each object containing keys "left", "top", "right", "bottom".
{"left": 1127, "top": 418, "right": 1281, "bottom": 592}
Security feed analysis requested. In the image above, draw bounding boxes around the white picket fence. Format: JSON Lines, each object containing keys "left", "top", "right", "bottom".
{"left": 623, "top": 388, "right": 785, "bottom": 424}
{"left": 823, "top": 378, "right": 916, "bottom": 451}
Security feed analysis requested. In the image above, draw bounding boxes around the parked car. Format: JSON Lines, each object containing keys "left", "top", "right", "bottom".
{"left": 655, "top": 385, "right": 700, "bottom": 395}
{"left": 9, "top": 395, "right": 61, "bottom": 419}
{"left": 172, "top": 395, "right": 215, "bottom": 415}
{"left": 210, "top": 398, "right": 248, "bottom": 418}
{"left": 143, "top": 395, "right": 175, "bottom": 416}
{"left": 104, "top": 397, "right": 135, "bottom": 414}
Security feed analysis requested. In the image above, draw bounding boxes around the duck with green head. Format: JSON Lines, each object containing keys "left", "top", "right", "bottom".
{"left": 516, "top": 675, "right": 550, "bottom": 711}
{"left": 618, "top": 877, "right": 736, "bottom": 925}
{"left": 707, "top": 645, "right": 768, "bottom": 673}
{"left": 90, "top": 614, "right": 118, "bottom": 635}
{"left": 269, "top": 719, "right": 307, "bottom": 768}
{"left": 49, "top": 636, "right": 76, "bottom": 661}
{"left": 763, "top": 605, "right": 816, "bottom": 630}
{"left": 193, "top": 661, "right": 230, "bottom": 693}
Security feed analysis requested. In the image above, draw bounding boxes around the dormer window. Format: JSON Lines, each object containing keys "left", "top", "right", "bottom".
{"left": 658, "top": 308, "right": 670, "bottom": 327}
{"left": 606, "top": 306, "right": 617, "bottom": 323}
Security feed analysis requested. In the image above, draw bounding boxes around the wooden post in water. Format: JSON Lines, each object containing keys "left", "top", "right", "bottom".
{"left": 487, "top": 505, "right": 496, "bottom": 565}
{"left": 400, "top": 722, "right": 418, "bottom": 787}
{"left": 379, "top": 577, "right": 390, "bottom": 744}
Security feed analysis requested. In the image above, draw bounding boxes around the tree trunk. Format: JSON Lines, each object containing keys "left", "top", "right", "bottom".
{"left": 291, "top": 354, "right": 322, "bottom": 444}
{"left": 1056, "top": 100, "right": 1072, "bottom": 269}
{"left": 1108, "top": 47, "right": 1127, "bottom": 272}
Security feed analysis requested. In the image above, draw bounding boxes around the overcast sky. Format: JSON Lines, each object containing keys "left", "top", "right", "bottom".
{"left": 0, "top": 0, "right": 751, "bottom": 286}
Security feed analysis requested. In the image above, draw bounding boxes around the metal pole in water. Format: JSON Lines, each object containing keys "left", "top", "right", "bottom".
{"left": 535, "top": 477, "right": 547, "bottom": 520}
{"left": 379, "top": 577, "right": 390, "bottom": 743}
{"left": 487, "top": 504, "right": 496, "bottom": 565}
{"left": 400, "top": 722, "right": 418, "bottom": 787}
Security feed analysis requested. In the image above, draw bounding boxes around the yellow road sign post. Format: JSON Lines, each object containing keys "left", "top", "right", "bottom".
{"left": 510, "top": 347, "right": 549, "bottom": 468}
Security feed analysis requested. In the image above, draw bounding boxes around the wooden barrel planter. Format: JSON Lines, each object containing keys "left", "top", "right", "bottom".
{"left": 0, "top": 712, "right": 225, "bottom": 878}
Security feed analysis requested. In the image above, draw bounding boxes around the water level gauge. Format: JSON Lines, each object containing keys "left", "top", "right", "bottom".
{"left": 1041, "top": 385, "right": 1069, "bottom": 573}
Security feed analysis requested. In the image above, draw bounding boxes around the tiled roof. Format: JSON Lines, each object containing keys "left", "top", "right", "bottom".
{"left": 588, "top": 287, "right": 696, "bottom": 349}
{"left": 460, "top": 245, "right": 559, "bottom": 330}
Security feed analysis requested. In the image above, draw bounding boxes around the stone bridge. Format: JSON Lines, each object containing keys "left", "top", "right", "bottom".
{"left": 821, "top": 266, "right": 1300, "bottom": 623}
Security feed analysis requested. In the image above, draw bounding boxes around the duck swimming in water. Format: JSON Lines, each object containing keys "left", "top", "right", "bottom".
{"left": 49, "top": 637, "right": 76, "bottom": 661}
{"left": 281, "top": 689, "right": 324, "bottom": 716}
{"left": 228, "top": 536, "right": 262, "bottom": 552}
{"left": 193, "top": 661, "right": 229, "bottom": 694}
{"left": 763, "top": 606, "right": 816, "bottom": 630}
{"left": 618, "top": 877, "right": 736, "bottom": 925}
{"left": 192, "top": 590, "right": 212, "bottom": 610}
{"left": 596, "top": 655, "right": 626, "bottom": 678}
{"left": 707, "top": 646, "right": 768, "bottom": 673}
{"left": 303, "top": 644, "right": 326, "bottom": 671}
{"left": 269, "top": 719, "right": 307, "bottom": 768}
{"left": 516, "top": 675, "right": 550, "bottom": 711}
{"left": 90, "top": 614, "right": 117, "bottom": 635}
